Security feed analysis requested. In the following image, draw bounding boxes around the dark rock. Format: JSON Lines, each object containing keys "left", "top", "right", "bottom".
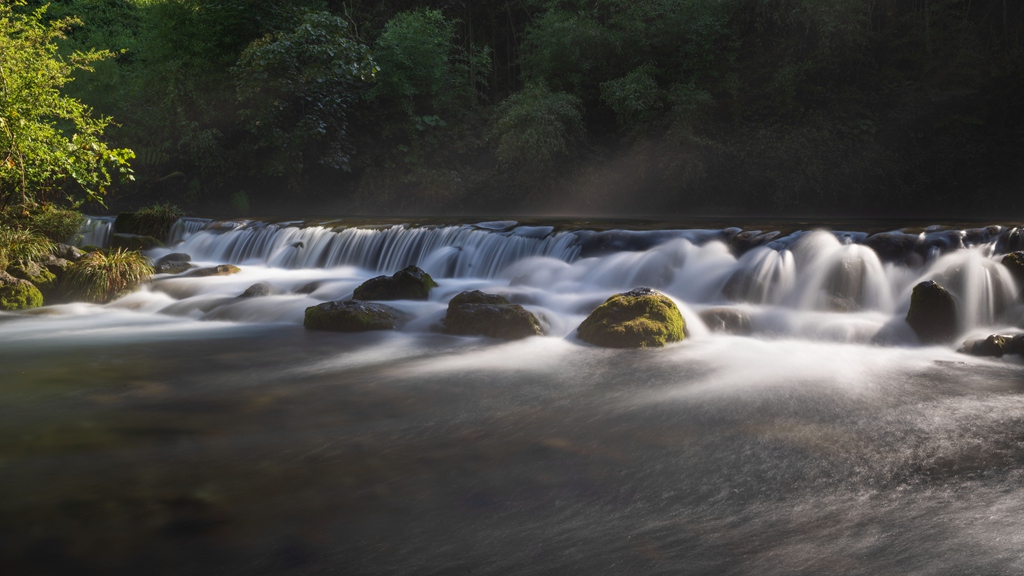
{"left": 239, "top": 283, "right": 276, "bottom": 298}
{"left": 442, "top": 290, "right": 542, "bottom": 339}
{"left": 906, "top": 281, "right": 959, "bottom": 344}
{"left": 6, "top": 260, "right": 57, "bottom": 299}
{"left": 53, "top": 243, "right": 85, "bottom": 261}
{"left": 0, "top": 271, "right": 43, "bottom": 310}
{"left": 1008, "top": 334, "right": 1024, "bottom": 355}
{"left": 296, "top": 281, "right": 323, "bottom": 294}
{"left": 864, "top": 232, "right": 921, "bottom": 264}
{"left": 1002, "top": 251, "right": 1024, "bottom": 291}
{"left": 577, "top": 287, "right": 685, "bottom": 348}
{"left": 959, "top": 334, "right": 1010, "bottom": 357}
{"left": 185, "top": 265, "right": 241, "bottom": 278}
{"left": 699, "top": 307, "right": 752, "bottom": 335}
{"left": 353, "top": 266, "right": 437, "bottom": 301}
{"left": 304, "top": 300, "right": 405, "bottom": 332}
{"left": 154, "top": 253, "right": 193, "bottom": 275}
{"left": 110, "top": 233, "right": 164, "bottom": 251}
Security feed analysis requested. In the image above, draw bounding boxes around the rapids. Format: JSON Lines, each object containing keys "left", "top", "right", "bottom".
{"left": 3, "top": 217, "right": 1024, "bottom": 575}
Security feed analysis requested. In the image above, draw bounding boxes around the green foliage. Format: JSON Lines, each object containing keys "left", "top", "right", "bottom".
{"left": 490, "top": 83, "right": 583, "bottom": 171}
{"left": 116, "top": 202, "right": 182, "bottom": 239}
{"left": 0, "top": 227, "right": 56, "bottom": 270}
{"left": 29, "top": 207, "right": 85, "bottom": 243}
{"left": 0, "top": 1, "right": 133, "bottom": 207}
{"left": 234, "top": 10, "right": 377, "bottom": 181}
{"left": 371, "top": 9, "right": 489, "bottom": 120}
{"left": 601, "top": 64, "right": 662, "bottom": 128}
{"left": 63, "top": 247, "right": 153, "bottom": 303}
{"left": 520, "top": 9, "right": 614, "bottom": 96}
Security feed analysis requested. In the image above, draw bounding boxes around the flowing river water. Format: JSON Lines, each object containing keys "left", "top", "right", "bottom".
{"left": 2, "top": 218, "right": 1024, "bottom": 575}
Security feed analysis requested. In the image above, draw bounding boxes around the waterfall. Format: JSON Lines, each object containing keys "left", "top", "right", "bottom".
{"left": 74, "top": 216, "right": 115, "bottom": 248}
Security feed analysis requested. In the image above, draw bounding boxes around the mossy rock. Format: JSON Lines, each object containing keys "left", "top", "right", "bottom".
{"left": 114, "top": 208, "right": 181, "bottom": 241}
{"left": 54, "top": 244, "right": 85, "bottom": 261}
{"left": 7, "top": 260, "right": 57, "bottom": 297}
{"left": 353, "top": 266, "right": 437, "bottom": 301}
{"left": 110, "top": 233, "right": 164, "bottom": 251}
{"left": 0, "top": 271, "right": 44, "bottom": 310}
{"left": 959, "top": 334, "right": 1011, "bottom": 357}
{"left": 185, "top": 264, "right": 241, "bottom": 278}
{"left": 699, "top": 307, "right": 752, "bottom": 335}
{"left": 304, "top": 300, "right": 405, "bottom": 332}
{"left": 906, "top": 280, "right": 958, "bottom": 344}
{"left": 1003, "top": 251, "right": 1024, "bottom": 292}
{"left": 577, "top": 287, "right": 685, "bottom": 348}
{"left": 239, "top": 282, "right": 277, "bottom": 298}
{"left": 442, "top": 290, "right": 542, "bottom": 339}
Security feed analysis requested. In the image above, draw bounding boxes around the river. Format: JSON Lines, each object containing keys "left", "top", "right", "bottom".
{"left": 2, "top": 218, "right": 1023, "bottom": 575}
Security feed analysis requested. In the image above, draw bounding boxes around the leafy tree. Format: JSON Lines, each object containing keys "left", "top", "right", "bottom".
{"left": 0, "top": 1, "right": 133, "bottom": 208}
{"left": 490, "top": 82, "right": 583, "bottom": 171}
{"left": 601, "top": 64, "right": 662, "bottom": 128}
{"left": 233, "top": 10, "right": 377, "bottom": 182}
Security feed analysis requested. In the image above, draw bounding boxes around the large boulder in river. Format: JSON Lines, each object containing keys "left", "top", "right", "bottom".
{"left": 154, "top": 253, "right": 192, "bottom": 275}
{"left": 0, "top": 271, "right": 43, "bottom": 310}
{"left": 577, "top": 287, "right": 685, "bottom": 348}
{"left": 353, "top": 266, "right": 437, "bottom": 301}
{"left": 699, "top": 307, "right": 752, "bottom": 335}
{"left": 304, "top": 300, "right": 405, "bottom": 332}
{"left": 110, "top": 232, "right": 164, "bottom": 251}
{"left": 959, "top": 334, "right": 1012, "bottom": 357}
{"left": 443, "top": 290, "right": 542, "bottom": 339}
{"left": 906, "top": 280, "right": 959, "bottom": 344}
{"left": 1002, "top": 251, "right": 1024, "bottom": 291}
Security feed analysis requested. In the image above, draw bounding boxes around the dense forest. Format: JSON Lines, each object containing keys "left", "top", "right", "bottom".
{"left": 4, "top": 0, "right": 1024, "bottom": 217}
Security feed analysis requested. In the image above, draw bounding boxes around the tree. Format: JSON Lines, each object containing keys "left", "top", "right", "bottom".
{"left": 0, "top": 1, "right": 133, "bottom": 209}
{"left": 233, "top": 10, "right": 377, "bottom": 183}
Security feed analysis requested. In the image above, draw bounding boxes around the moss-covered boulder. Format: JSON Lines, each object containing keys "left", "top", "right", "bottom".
{"left": 906, "top": 280, "right": 959, "bottom": 344}
{"left": 7, "top": 260, "right": 57, "bottom": 295}
{"left": 185, "top": 264, "right": 241, "bottom": 278}
{"left": 304, "top": 300, "right": 405, "bottom": 332}
{"left": 442, "top": 290, "right": 542, "bottom": 339}
{"left": 353, "top": 266, "right": 437, "bottom": 301}
{"left": 154, "top": 253, "right": 192, "bottom": 275}
{"left": 1003, "top": 251, "right": 1024, "bottom": 292}
{"left": 577, "top": 287, "right": 685, "bottom": 348}
{"left": 0, "top": 271, "right": 44, "bottom": 310}
{"left": 110, "top": 233, "right": 164, "bottom": 251}
{"left": 699, "top": 307, "right": 752, "bottom": 335}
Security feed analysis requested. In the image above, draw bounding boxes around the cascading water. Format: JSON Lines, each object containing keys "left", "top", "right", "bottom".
{"left": 4, "top": 218, "right": 1024, "bottom": 576}
{"left": 74, "top": 215, "right": 115, "bottom": 247}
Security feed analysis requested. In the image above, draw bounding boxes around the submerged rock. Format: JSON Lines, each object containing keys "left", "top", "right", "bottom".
{"left": 353, "top": 266, "right": 437, "bottom": 301}
{"left": 0, "top": 271, "right": 44, "bottom": 310}
{"left": 239, "top": 282, "right": 277, "bottom": 298}
{"left": 577, "top": 287, "right": 685, "bottom": 348}
{"left": 154, "top": 253, "right": 192, "bottom": 275}
{"left": 185, "top": 264, "right": 241, "bottom": 278}
{"left": 699, "top": 307, "right": 752, "bottom": 335}
{"left": 906, "top": 280, "right": 959, "bottom": 344}
{"left": 443, "top": 290, "right": 542, "bottom": 339}
{"left": 304, "top": 300, "right": 405, "bottom": 332}
{"left": 110, "top": 233, "right": 164, "bottom": 251}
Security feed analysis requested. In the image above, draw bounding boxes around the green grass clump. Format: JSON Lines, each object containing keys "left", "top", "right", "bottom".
{"left": 116, "top": 203, "right": 184, "bottom": 240}
{"left": 62, "top": 249, "right": 154, "bottom": 303}
{"left": 0, "top": 228, "right": 56, "bottom": 270}
{"left": 29, "top": 208, "right": 85, "bottom": 243}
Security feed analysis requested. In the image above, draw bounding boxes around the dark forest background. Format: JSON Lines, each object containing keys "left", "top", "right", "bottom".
{"left": 21, "top": 0, "right": 1024, "bottom": 217}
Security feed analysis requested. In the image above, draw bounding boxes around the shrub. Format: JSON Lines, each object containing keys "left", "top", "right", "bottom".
{"left": 62, "top": 248, "right": 153, "bottom": 303}
{"left": 601, "top": 64, "right": 663, "bottom": 128}
{"left": 0, "top": 227, "right": 56, "bottom": 270}
{"left": 29, "top": 208, "right": 85, "bottom": 243}
{"left": 490, "top": 83, "right": 584, "bottom": 171}
{"left": 115, "top": 202, "right": 183, "bottom": 239}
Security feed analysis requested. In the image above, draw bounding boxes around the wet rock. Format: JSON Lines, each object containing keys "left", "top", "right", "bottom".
{"left": 239, "top": 282, "right": 277, "bottom": 298}
{"left": 959, "top": 334, "right": 1010, "bottom": 357}
{"left": 864, "top": 232, "right": 921, "bottom": 265}
{"left": 6, "top": 260, "right": 57, "bottom": 300}
{"left": 53, "top": 243, "right": 85, "bottom": 261}
{"left": 0, "top": 271, "right": 43, "bottom": 310}
{"left": 110, "top": 232, "right": 164, "bottom": 251}
{"left": 699, "top": 307, "right": 752, "bottom": 335}
{"left": 1002, "top": 251, "right": 1024, "bottom": 291}
{"left": 1010, "top": 334, "right": 1024, "bottom": 355}
{"left": 906, "top": 280, "right": 959, "bottom": 344}
{"left": 353, "top": 266, "right": 437, "bottom": 301}
{"left": 185, "top": 264, "right": 241, "bottom": 278}
{"left": 443, "top": 290, "right": 542, "bottom": 339}
{"left": 577, "top": 287, "right": 685, "bottom": 348}
{"left": 296, "top": 281, "right": 323, "bottom": 294}
{"left": 154, "top": 253, "right": 193, "bottom": 275}
{"left": 304, "top": 300, "right": 405, "bottom": 332}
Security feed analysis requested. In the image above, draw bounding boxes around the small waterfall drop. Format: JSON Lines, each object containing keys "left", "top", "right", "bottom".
{"left": 74, "top": 216, "right": 115, "bottom": 247}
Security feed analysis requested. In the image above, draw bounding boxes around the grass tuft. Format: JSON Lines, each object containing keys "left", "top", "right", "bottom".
{"left": 63, "top": 249, "right": 154, "bottom": 303}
